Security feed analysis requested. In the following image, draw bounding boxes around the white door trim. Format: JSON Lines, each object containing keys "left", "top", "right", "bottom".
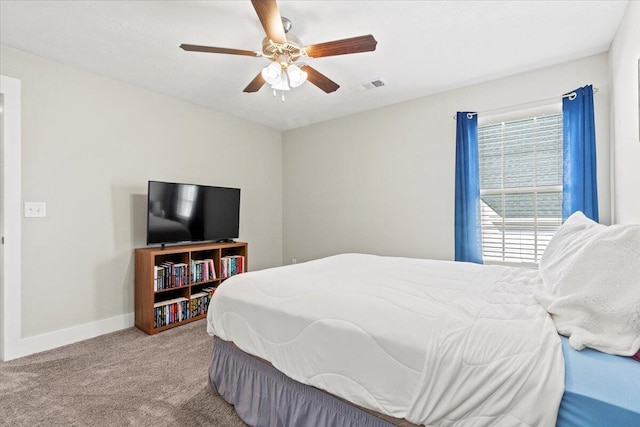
{"left": 0, "top": 75, "right": 22, "bottom": 361}
{"left": 0, "top": 75, "right": 133, "bottom": 361}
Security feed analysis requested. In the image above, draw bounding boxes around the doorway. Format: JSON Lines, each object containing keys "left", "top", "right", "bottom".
{"left": 0, "top": 75, "right": 21, "bottom": 361}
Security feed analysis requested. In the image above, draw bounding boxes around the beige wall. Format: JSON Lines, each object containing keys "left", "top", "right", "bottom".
{"left": 609, "top": 1, "right": 640, "bottom": 224}
{"left": 283, "top": 54, "right": 611, "bottom": 264}
{"left": 0, "top": 46, "right": 283, "bottom": 338}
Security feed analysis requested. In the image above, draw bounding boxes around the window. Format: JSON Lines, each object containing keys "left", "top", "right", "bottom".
{"left": 478, "top": 113, "right": 563, "bottom": 265}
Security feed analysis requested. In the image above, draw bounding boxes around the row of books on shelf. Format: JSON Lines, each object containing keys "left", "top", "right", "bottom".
{"left": 153, "top": 287, "right": 216, "bottom": 328}
{"left": 154, "top": 262, "right": 189, "bottom": 291}
{"left": 221, "top": 255, "right": 245, "bottom": 278}
{"left": 191, "top": 258, "right": 216, "bottom": 283}
{"left": 154, "top": 258, "right": 218, "bottom": 291}
{"left": 154, "top": 255, "right": 243, "bottom": 291}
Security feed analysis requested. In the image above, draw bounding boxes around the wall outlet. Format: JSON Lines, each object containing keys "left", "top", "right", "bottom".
{"left": 24, "top": 202, "right": 46, "bottom": 218}
{"left": 291, "top": 258, "right": 297, "bottom": 264}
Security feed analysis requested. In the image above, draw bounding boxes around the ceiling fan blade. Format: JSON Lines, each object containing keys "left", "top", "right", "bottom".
{"left": 180, "top": 44, "right": 260, "bottom": 57}
{"left": 301, "top": 65, "right": 339, "bottom": 93}
{"left": 243, "top": 72, "right": 266, "bottom": 93}
{"left": 251, "top": 0, "right": 286, "bottom": 44}
{"left": 305, "top": 35, "right": 377, "bottom": 58}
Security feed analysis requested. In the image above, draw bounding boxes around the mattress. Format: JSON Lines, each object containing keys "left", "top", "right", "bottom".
{"left": 207, "top": 253, "right": 564, "bottom": 426}
{"left": 557, "top": 337, "right": 640, "bottom": 426}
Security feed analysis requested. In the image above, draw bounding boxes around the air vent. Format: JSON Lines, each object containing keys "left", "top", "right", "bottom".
{"left": 350, "top": 78, "right": 387, "bottom": 93}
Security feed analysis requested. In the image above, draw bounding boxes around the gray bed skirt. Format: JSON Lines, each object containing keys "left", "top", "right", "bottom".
{"left": 209, "top": 337, "right": 396, "bottom": 427}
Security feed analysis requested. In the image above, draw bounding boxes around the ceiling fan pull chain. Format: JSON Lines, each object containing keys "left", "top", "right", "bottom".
{"left": 281, "top": 91, "right": 285, "bottom": 103}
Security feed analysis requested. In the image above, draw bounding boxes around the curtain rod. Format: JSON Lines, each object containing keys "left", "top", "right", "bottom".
{"left": 452, "top": 87, "right": 598, "bottom": 120}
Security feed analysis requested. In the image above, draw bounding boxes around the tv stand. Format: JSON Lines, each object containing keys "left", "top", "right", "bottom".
{"left": 135, "top": 241, "right": 248, "bottom": 334}
{"left": 215, "top": 239, "right": 235, "bottom": 243}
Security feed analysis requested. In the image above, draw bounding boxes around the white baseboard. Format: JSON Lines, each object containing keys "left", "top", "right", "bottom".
{"left": 4, "top": 312, "right": 135, "bottom": 361}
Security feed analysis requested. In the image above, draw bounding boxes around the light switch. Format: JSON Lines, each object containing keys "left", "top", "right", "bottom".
{"left": 24, "top": 202, "right": 46, "bottom": 218}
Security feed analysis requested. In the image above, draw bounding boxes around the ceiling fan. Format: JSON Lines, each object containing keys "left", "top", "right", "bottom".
{"left": 180, "top": 0, "right": 377, "bottom": 99}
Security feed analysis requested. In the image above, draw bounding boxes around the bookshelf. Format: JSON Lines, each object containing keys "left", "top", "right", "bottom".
{"left": 135, "top": 241, "right": 247, "bottom": 335}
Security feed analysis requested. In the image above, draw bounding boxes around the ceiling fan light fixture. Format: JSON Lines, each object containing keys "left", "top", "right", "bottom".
{"left": 271, "top": 72, "right": 291, "bottom": 91}
{"left": 287, "top": 64, "right": 307, "bottom": 88}
{"left": 261, "top": 62, "right": 282, "bottom": 85}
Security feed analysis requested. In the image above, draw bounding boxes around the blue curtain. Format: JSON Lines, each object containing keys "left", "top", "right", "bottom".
{"left": 562, "top": 85, "right": 599, "bottom": 222}
{"left": 454, "top": 112, "right": 482, "bottom": 263}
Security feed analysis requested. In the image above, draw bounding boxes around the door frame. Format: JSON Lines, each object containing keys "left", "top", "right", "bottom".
{"left": 0, "top": 75, "right": 22, "bottom": 361}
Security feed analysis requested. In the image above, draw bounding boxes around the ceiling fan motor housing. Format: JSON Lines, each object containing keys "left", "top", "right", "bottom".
{"left": 262, "top": 33, "right": 305, "bottom": 65}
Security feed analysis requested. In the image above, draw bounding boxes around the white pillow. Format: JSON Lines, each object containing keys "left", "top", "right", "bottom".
{"left": 535, "top": 211, "right": 640, "bottom": 355}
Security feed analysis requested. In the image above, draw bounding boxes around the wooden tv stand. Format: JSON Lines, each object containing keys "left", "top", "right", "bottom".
{"left": 134, "top": 241, "right": 247, "bottom": 334}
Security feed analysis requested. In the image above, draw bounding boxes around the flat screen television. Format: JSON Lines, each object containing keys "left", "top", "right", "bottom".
{"left": 146, "top": 180, "right": 240, "bottom": 245}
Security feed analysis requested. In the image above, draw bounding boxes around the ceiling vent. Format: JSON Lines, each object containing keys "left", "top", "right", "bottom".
{"left": 350, "top": 78, "right": 387, "bottom": 93}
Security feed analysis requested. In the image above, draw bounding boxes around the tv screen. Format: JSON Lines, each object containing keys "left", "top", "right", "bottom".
{"left": 146, "top": 181, "right": 240, "bottom": 245}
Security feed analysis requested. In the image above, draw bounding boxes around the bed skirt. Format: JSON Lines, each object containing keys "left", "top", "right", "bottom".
{"left": 209, "top": 337, "right": 402, "bottom": 427}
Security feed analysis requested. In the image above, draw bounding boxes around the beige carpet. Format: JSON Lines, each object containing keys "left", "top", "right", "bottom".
{"left": 0, "top": 319, "right": 246, "bottom": 426}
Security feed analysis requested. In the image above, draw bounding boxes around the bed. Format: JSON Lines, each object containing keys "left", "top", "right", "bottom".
{"left": 206, "top": 213, "right": 640, "bottom": 426}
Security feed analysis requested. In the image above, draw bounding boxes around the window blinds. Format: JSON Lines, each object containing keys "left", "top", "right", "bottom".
{"left": 478, "top": 114, "right": 563, "bottom": 264}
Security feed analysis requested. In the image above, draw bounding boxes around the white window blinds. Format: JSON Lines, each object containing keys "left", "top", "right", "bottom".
{"left": 478, "top": 114, "right": 563, "bottom": 265}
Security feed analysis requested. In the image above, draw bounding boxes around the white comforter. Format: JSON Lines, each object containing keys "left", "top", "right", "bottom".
{"left": 207, "top": 254, "right": 564, "bottom": 427}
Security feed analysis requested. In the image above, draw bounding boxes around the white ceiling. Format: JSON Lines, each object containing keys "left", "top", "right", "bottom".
{"left": 0, "top": 0, "right": 629, "bottom": 131}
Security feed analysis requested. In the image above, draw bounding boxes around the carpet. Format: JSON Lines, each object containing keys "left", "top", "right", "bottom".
{"left": 0, "top": 320, "right": 246, "bottom": 426}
